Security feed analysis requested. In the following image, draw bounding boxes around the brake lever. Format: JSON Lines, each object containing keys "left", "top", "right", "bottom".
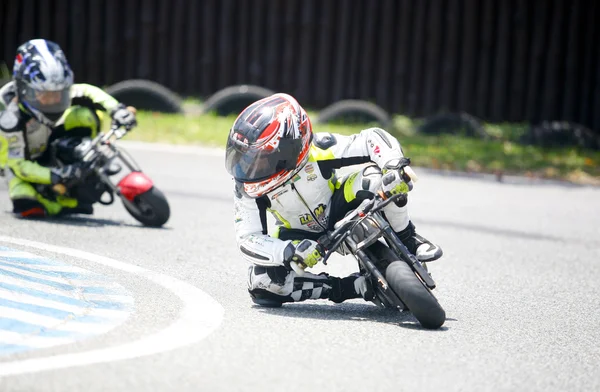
{"left": 373, "top": 192, "right": 405, "bottom": 212}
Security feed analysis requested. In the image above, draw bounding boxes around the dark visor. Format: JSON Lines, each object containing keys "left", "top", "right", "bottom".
{"left": 225, "top": 138, "right": 303, "bottom": 182}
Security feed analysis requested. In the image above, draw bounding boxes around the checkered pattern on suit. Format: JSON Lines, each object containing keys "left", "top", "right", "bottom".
{"left": 290, "top": 279, "right": 331, "bottom": 301}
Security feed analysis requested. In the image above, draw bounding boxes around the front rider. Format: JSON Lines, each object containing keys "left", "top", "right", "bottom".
{"left": 0, "top": 39, "right": 137, "bottom": 217}
{"left": 225, "top": 93, "right": 443, "bottom": 307}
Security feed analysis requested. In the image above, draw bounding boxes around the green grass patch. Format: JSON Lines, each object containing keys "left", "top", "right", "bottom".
{"left": 123, "top": 110, "right": 600, "bottom": 185}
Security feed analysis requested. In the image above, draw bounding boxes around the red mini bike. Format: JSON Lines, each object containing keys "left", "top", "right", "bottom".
{"left": 49, "top": 123, "right": 170, "bottom": 227}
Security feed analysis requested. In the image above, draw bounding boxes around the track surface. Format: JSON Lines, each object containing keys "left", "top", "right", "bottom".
{"left": 0, "top": 142, "right": 598, "bottom": 391}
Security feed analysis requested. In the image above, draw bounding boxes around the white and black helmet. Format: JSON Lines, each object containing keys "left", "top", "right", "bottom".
{"left": 13, "top": 39, "right": 74, "bottom": 125}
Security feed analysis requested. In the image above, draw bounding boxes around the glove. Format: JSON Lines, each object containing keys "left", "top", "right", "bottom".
{"left": 381, "top": 170, "right": 409, "bottom": 197}
{"left": 50, "top": 164, "right": 83, "bottom": 186}
{"left": 111, "top": 103, "right": 137, "bottom": 130}
{"left": 283, "top": 239, "right": 325, "bottom": 269}
{"left": 381, "top": 159, "right": 412, "bottom": 206}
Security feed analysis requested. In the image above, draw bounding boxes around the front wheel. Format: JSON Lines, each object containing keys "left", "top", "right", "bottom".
{"left": 386, "top": 261, "right": 446, "bottom": 329}
{"left": 122, "top": 187, "right": 170, "bottom": 227}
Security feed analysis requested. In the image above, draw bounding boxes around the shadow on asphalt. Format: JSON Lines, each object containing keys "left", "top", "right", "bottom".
{"left": 255, "top": 302, "right": 454, "bottom": 331}
{"left": 5, "top": 212, "right": 171, "bottom": 230}
{"left": 420, "top": 218, "right": 564, "bottom": 242}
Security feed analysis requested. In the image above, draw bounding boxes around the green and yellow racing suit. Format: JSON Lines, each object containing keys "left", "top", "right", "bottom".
{"left": 0, "top": 81, "right": 120, "bottom": 215}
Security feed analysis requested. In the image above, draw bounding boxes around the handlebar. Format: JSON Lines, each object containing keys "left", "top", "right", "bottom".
{"left": 291, "top": 192, "right": 407, "bottom": 274}
{"left": 324, "top": 192, "right": 405, "bottom": 246}
{"left": 74, "top": 122, "right": 130, "bottom": 161}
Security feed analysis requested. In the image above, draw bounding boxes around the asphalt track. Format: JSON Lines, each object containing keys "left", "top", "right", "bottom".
{"left": 0, "top": 141, "right": 598, "bottom": 392}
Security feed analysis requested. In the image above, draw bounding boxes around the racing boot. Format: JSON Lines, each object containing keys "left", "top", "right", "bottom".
{"left": 328, "top": 273, "right": 374, "bottom": 303}
{"left": 396, "top": 221, "right": 443, "bottom": 262}
{"left": 59, "top": 203, "right": 94, "bottom": 216}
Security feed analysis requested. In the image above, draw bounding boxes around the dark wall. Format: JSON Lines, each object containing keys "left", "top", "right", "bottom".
{"left": 1, "top": 0, "right": 599, "bottom": 129}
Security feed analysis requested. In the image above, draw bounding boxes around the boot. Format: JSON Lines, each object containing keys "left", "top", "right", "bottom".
{"left": 396, "top": 221, "right": 443, "bottom": 262}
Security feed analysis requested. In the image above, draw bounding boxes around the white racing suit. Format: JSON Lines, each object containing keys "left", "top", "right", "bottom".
{"left": 233, "top": 128, "right": 416, "bottom": 305}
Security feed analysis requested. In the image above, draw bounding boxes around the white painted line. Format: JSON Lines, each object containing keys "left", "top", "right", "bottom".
{"left": 0, "top": 307, "right": 123, "bottom": 334}
{"left": 0, "top": 236, "right": 224, "bottom": 376}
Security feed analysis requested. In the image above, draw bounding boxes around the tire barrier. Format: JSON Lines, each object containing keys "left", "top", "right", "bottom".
{"left": 520, "top": 122, "right": 600, "bottom": 151}
{"left": 417, "top": 112, "right": 489, "bottom": 139}
{"left": 104, "top": 79, "right": 184, "bottom": 114}
{"left": 95, "top": 79, "right": 600, "bottom": 151}
{"left": 316, "top": 100, "right": 394, "bottom": 130}
{"left": 201, "top": 85, "right": 275, "bottom": 116}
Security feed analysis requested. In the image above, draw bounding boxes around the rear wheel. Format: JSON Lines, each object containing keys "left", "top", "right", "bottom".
{"left": 123, "top": 187, "right": 170, "bottom": 227}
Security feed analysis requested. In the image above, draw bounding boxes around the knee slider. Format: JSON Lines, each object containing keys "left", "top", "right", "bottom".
{"left": 248, "top": 288, "right": 290, "bottom": 307}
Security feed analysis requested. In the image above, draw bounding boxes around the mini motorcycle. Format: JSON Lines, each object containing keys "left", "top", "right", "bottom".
{"left": 47, "top": 122, "right": 170, "bottom": 227}
{"left": 292, "top": 171, "right": 446, "bottom": 329}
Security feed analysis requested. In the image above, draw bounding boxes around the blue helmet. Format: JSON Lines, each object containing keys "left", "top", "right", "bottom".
{"left": 13, "top": 39, "right": 74, "bottom": 125}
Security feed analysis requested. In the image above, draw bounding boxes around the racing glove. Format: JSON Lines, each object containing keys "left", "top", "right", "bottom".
{"left": 50, "top": 164, "right": 84, "bottom": 195}
{"left": 381, "top": 158, "right": 412, "bottom": 207}
{"left": 283, "top": 239, "right": 325, "bottom": 269}
{"left": 111, "top": 103, "right": 137, "bottom": 130}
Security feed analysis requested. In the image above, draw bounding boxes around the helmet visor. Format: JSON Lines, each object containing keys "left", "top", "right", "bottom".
{"left": 225, "top": 137, "right": 303, "bottom": 182}
{"left": 23, "top": 86, "right": 71, "bottom": 117}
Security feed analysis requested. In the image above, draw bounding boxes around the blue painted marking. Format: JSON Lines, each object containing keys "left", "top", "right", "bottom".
{"left": 0, "top": 267, "right": 83, "bottom": 291}
{"left": 0, "top": 299, "right": 113, "bottom": 324}
{"left": 0, "top": 318, "right": 83, "bottom": 338}
{"left": 0, "top": 344, "right": 33, "bottom": 355}
{"left": 0, "top": 246, "right": 134, "bottom": 355}
{"left": 0, "top": 261, "right": 97, "bottom": 281}
{"left": 0, "top": 281, "right": 123, "bottom": 309}
{"left": 79, "top": 286, "right": 121, "bottom": 295}
{"left": 0, "top": 267, "right": 122, "bottom": 295}
{"left": 0, "top": 255, "right": 58, "bottom": 266}
{"left": 85, "top": 300, "right": 129, "bottom": 310}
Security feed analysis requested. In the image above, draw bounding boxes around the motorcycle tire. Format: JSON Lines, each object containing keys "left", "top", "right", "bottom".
{"left": 201, "top": 85, "right": 275, "bottom": 116}
{"left": 386, "top": 261, "right": 446, "bottom": 329}
{"left": 123, "top": 186, "right": 170, "bottom": 227}
{"left": 104, "top": 79, "right": 184, "bottom": 114}
{"left": 418, "top": 112, "right": 489, "bottom": 139}
{"left": 316, "top": 100, "right": 394, "bottom": 130}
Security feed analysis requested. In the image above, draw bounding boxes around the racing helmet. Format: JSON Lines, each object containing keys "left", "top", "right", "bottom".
{"left": 225, "top": 93, "right": 313, "bottom": 198}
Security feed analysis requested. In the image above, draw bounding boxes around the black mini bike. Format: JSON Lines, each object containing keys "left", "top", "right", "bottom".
{"left": 292, "top": 185, "right": 446, "bottom": 329}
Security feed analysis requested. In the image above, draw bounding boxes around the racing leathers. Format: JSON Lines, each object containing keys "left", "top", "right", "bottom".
{"left": 0, "top": 81, "right": 121, "bottom": 216}
{"left": 233, "top": 128, "right": 442, "bottom": 306}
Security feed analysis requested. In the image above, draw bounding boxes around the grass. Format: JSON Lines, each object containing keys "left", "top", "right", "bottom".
{"left": 123, "top": 109, "right": 600, "bottom": 185}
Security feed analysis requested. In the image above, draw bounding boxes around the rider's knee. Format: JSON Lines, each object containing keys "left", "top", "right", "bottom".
{"left": 345, "top": 165, "right": 382, "bottom": 200}
{"left": 8, "top": 177, "right": 37, "bottom": 200}
{"left": 248, "top": 265, "right": 294, "bottom": 307}
{"left": 248, "top": 265, "right": 292, "bottom": 291}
